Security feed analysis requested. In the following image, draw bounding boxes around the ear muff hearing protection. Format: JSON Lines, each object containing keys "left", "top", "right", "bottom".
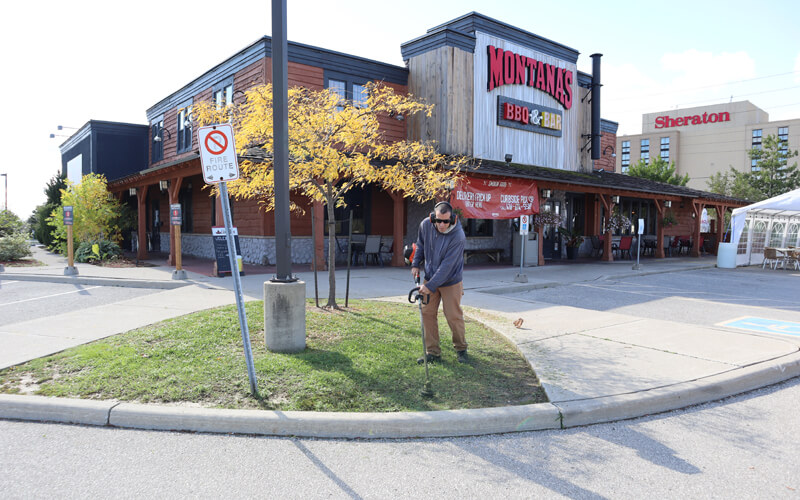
{"left": 429, "top": 201, "right": 456, "bottom": 225}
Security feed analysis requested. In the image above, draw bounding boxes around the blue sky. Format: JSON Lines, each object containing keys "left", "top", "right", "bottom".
{"left": 1, "top": 0, "right": 798, "bottom": 219}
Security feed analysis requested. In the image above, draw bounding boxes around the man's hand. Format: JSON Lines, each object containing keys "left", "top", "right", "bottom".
{"left": 418, "top": 284, "right": 431, "bottom": 295}
{"left": 411, "top": 267, "right": 420, "bottom": 280}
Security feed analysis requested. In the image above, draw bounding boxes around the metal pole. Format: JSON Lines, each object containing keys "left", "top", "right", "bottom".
{"left": 271, "top": 0, "right": 294, "bottom": 283}
{"left": 311, "top": 206, "right": 319, "bottom": 307}
{"left": 220, "top": 181, "right": 258, "bottom": 396}
{"left": 346, "top": 211, "right": 352, "bottom": 307}
{"left": 1, "top": 174, "right": 6, "bottom": 211}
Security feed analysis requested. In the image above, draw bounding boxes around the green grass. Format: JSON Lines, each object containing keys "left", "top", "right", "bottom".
{"left": 0, "top": 300, "right": 547, "bottom": 412}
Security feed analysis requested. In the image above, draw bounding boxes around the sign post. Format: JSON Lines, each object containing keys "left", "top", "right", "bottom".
{"left": 198, "top": 123, "right": 258, "bottom": 396}
{"left": 170, "top": 203, "right": 186, "bottom": 280}
{"left": 633, "top": 218, "right": 644, "bottom": 270}
{"left": 63, "top": 206, "right": 78, "bottom": 275}
{"left": 515, "top": 215, "right": 529, "bottom": 283}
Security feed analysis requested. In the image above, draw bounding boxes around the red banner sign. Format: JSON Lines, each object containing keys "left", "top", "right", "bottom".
{"left": 451, "top": 177, "right": 539, "bottom": 219}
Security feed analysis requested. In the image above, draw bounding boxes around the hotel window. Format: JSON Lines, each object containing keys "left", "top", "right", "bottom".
{"left": 151, "top": 118, "right": 164, "bottom": 163}
{"left": 621, "top": 141, "right": 630, "bottom": 173}
{"left": 660, "top": 137, "right": 670, "bottom": 161}
{"left": 779, "top": 126, "right": 789, "bottom": 167}
{"left": 460, "top": 217, "right": 493, "bottom": 237}
{"left": 325, "top": 73, "right": 369, "bottom": 111}
{"left": 751, "top": 129, "right": 762, "bottom": 172}
{"left": 640, "top": 139, "right": 650, "bottom": 163}
{"left": 177, "top": 102, "right": 193, "bottom": 153}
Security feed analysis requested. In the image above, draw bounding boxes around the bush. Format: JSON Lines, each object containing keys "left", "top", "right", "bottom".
{"left": 0, "top": 233, "right": 32, "bottom": 261}
{"left": 0, "top": 210, "right": 25, "bottom": 237}
{"left": 30, "top": 203, "right": 58, "bottom": 247}
{"left": 75, "top": 239, "right": 122, "bottom": 263}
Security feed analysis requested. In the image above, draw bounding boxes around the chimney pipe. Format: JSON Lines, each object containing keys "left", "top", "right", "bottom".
{"left": 590, "top": 54, "right": 602, "bottom": 160}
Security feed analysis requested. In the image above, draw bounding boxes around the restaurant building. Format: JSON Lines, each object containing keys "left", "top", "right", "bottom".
{"left": 58, "top": 12, "right": 747, "bottom": 270}
{"left": 616, "top": 101, "right": 800, "bottom": 190}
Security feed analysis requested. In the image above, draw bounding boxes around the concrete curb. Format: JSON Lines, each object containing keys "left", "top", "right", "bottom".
{"left": 0, "top": 394, "right": 116, "bottom": 426}
{"left": 3, "top": 352, "right": 799, "bottom": 438}
{"left": 555, "top": 351, "right": 800, "bottom": 428}
{"left": 109, "top": 401, "right": 563, "bottom": 439}
{"left": 0, "top": 273, "right": 190, "bottom": 289}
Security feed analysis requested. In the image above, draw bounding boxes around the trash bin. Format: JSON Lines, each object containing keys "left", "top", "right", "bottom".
{"left": 717, "top": 242, "right": 737, "bottom": 268}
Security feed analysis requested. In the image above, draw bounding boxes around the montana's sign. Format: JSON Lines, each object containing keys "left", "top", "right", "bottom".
{"left": 487, "top": 45, "right": 573, "bottom": 110}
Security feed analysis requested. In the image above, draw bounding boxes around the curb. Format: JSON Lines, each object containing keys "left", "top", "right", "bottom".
{"left": 3, "top": 353, "right": 799, "bottom": 439}
{"left": 0, "top": 273, "right": 189, "bottom": 290}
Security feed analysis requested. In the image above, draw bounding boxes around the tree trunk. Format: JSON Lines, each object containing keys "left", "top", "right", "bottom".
{"left": 326, "top": 202, "right": 338, "bottom": 309}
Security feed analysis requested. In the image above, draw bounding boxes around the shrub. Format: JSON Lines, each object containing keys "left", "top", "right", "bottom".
{"left": 75, "top": 239, "right": 122, "bottom": 263}
{"left": 0, "top": 233, "right": 32, "bottom": 261}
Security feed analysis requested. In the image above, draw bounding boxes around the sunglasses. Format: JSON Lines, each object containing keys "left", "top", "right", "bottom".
{"left": 433, "top": 218, "right": 451, "bottom": 224}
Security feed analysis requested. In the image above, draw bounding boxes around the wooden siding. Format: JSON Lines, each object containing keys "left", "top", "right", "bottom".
{"left": 406, "top": 46, "right": 473, "bottom": 155}
{"left": 287, "top": 61, "right": 324, "bottom": 89}
{"left": 472, "top": 32, "right": 579, "bottom": 170}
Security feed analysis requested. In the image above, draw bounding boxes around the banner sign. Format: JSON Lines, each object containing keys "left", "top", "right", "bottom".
{"left": 451, "top": 177, "right": 539, "bottom": 219}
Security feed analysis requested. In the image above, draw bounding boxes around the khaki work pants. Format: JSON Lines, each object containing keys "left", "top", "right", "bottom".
{"left": 420, "top": 281, "right": 467, "bottom": 356}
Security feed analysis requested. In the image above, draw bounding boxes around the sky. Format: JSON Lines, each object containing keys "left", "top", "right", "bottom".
{"left": 1, "top": 0, "right": 799, "bottom": 219}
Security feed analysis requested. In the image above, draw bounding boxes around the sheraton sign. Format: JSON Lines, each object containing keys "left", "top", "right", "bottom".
{"left": 487, "top": 45, "right": 573, "bottom": 110}
{"left": 655, "top": 111, "right": 731, "bottom": 129}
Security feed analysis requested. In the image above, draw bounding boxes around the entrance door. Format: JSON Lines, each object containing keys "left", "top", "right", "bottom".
{"left": 542, "top": 201, "right": 562, "bottom": 259}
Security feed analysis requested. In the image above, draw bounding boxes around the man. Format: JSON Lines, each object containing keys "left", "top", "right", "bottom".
{"left": 410, "top": 201, "right": 468, "bottom": 364}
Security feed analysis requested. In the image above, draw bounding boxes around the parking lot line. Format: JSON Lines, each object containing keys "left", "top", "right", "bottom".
{"left": 0, "top": 286, "right": 101, "bottom": 307}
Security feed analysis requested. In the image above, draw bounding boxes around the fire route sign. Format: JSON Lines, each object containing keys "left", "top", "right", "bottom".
{"left": 198, "top": 123, "right": 239, "bottom": 184}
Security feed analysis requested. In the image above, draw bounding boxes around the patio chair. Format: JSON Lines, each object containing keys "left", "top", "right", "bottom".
{"left": 363, "top": 235, "right": 383, "bottom": 266}
{"left": 590, "top": 235, "right": 603, "bottom": 258}
{"left": 762, "top": 247, "right": 781, "bottom": 269}
{"left": 379, "top": 236, "right": 393, "bottom": 265}
{"left": 784, "top": 249, "right": 800, "bottom": 270}
{"left": 614, "top": 236, "right": 633, "bottom": 259}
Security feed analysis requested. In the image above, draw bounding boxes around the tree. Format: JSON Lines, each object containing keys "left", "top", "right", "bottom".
{"left": 47, "top": 173, "right": 126, "bottom": 256}
{"left": 746, "top": 134, "right": 800, "bottom": 200}
{"left": 706, "top": 167, "right": 761, "bottom": 201}
{"left": 193, "top": 82, "right": 470, "bottom": 309}
{"left": 626, "top": 156, "right": 689, "bottom": 186}
{"left": 28, "top": 171, "right": 67, "bottom": 247}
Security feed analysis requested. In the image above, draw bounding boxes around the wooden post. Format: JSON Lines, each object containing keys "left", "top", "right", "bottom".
{"left": 174, "top": 224, "right": 182, "bottom": 271}
{"left": 66, "top": 225, "right": 74, "bottom": 268}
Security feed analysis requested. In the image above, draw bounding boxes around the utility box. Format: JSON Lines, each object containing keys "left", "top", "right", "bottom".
{"left": 513, "top": 232, "right": 539, "bottom": 266}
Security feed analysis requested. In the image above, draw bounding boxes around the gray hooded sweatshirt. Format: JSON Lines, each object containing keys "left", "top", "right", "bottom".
{"left": 411, "top": 217, "right": 465, "bottom": 293}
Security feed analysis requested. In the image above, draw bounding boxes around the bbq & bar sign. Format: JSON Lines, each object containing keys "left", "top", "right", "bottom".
{"left": 451, "top": 177, "right": 539, "bottom": 219}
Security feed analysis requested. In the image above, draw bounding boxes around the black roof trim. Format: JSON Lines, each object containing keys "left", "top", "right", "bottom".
{"left": 147, "top": 37, "right": 408, "bottom": 121}
{"left": 411, "top": 12, "right": 579, "bottom": 63}
{"left": 400, "top": 28, "right": 477, "bottom": 60}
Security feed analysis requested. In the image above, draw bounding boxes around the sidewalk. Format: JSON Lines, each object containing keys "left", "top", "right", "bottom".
{"left": 1, "top": 246, "right": 799, "bottom": 438}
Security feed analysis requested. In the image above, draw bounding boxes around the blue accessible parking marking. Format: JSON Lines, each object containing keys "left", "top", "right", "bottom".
{"left": 722, "top": 317, "right": 800, "bottom": 337}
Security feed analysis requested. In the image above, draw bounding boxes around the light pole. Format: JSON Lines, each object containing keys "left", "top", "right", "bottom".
{"left": 0, "top": 173, "right": 7, "bottom": 211}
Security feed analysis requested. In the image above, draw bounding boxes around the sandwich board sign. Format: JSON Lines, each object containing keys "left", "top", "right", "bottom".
{"left": 198, "top": 123, "right": 239, "bottom": 184}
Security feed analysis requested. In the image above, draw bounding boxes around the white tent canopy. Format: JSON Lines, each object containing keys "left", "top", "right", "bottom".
{"left": 731, "top": 188, "right": 800, "bottom": 246}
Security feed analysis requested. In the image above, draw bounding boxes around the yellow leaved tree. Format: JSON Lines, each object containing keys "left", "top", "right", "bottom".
{"left": 193, "top": 81, "right": 471, "bottom": 309}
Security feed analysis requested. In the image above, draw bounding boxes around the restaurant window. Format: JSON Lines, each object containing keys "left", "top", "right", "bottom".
{"left": 324, "top": 186, "right": 367, "bottom": 235}
{"left": 751, "top": 129, "right": 762, "bottom": 172}
{"left": 460, "top": 217, "right": 493, "bottom": 237}
{"left": 151, "top": 118, "right": 164, "bottom": 164}
{"left": 214, "top": 76, "right": 234, "bottom": 110}
{"left": 325, "top": 73, "right": 369, "bottom": 111}
{"left": 621, "top": 141, "right": 630, "bottom": 173}
{"left": 660, "top": 137, "right": 670, "bottom": 162}
{"left": 177, "top": 101, "right": 193, "bottom": 153}
{"left": 640, "top": 139, "right": 650, "bottom": 163}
